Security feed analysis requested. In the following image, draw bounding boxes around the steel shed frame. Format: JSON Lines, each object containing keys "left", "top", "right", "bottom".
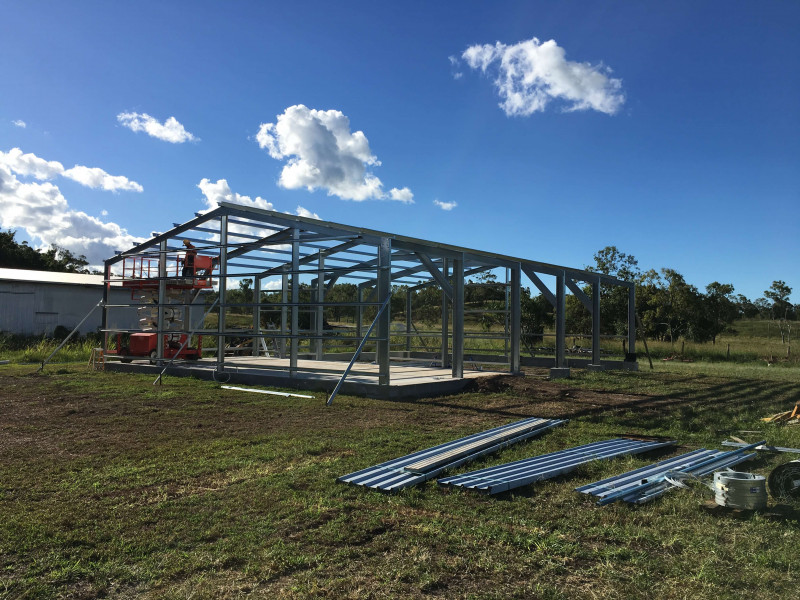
{"left": 101, "top": 201, "right": 636, "bottom": 395}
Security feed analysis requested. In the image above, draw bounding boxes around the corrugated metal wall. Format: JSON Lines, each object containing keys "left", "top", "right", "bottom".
{"left": 0, "top": 281, "right": 136, "bottom": 336}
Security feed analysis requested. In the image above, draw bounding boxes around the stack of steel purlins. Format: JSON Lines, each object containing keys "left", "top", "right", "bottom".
{"left": 437, "top": 438, "right": 676, "bottom": 495}
{"left": 337, "top": 417, "right": 567, "bottom": 492}
{"left": 576, "top": 440, "right": 764, "bottom": 505}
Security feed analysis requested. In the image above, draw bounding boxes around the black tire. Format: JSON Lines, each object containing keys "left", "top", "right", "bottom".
{"left": 149, "top": 350, "right": 158, "bottom": 365}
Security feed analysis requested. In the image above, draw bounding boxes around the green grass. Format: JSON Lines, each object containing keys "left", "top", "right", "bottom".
{"left": 1, "top": 362, "right": 799, "bottom": 599}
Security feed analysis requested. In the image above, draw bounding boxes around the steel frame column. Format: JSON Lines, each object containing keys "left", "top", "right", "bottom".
{"left": 316, "top": 251, "right": 325, "bottom": 360}
{"left": 591, "top": 276, "right": 602, "bottom": 367}
{"left": 377, "top": 237, "right": 392, "bottom": 385}
{"left": 280, "top": 268, "right": 288, "bottom": 359}
{"left": 628, "top": 285, "right": 636, "bottom": 358}
{"left": 101, "top": 261, "right": 111, "bottom": 355}
{"left": 452, "top": 255, "right": 464, "bottom": 378}
{"left": 216, "top": 216, "right": 228, "bottom": 372}
{"left": 252, "top": 276, "right": 261, "bottom": 357}
{"left": 290, "top": 228, "right": 299, "bottom": 376}
{"left": 405, "top": 288, "right": 412, "bottom": 353}
{"left": 441, "top": 258, "right": 449, "bottom": 367}
{"left": 156, "top": 239, "right": 168, "bottom": 365}
{"left": 555, "top": 271, "right": 566, "bottom": 369}
{"left": 356, "top": 284, "right": 364, "bottom": 339}
{"left": 510, "top": 264, "right": 521, "bottom": 374}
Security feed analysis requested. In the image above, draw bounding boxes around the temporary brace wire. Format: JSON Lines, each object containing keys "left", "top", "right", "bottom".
{"left": 37, "top": 299, "right": 104, "bottom": 372}
{"left": 326, "top": 293, "right": 392, "bottom": 406}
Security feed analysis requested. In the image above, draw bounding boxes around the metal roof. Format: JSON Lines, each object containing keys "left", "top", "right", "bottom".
{"left": 0, "top": 267, "right": 105, "bottom": 286}
{"left": 338, "top": 417, "right": 566, "bottom": 492}
{"left": 576, "top": 442, "right": 762, "bottom": 505}
{"left": 437, "top": 438, "right": 676, "bottom": 495}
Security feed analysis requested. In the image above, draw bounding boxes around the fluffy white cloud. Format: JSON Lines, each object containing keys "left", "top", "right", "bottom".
{"left": 0, "top": 148, "right": 143, "bottom": 192}
{"left": 0, "top": 147, "right": 64, "bottom": 180}
{"left": 461, "top": 37, "right": 624, "bottom": 116}
{"left": 117, "top": 112, "right": 197, "bottom": 143}
{"left": 12, "top": 119, "right": 26, "bottom": 128}
{"left": 433, "top": 199, "right": 457, "bottom": 211}
{"left": 256, "top": 105, "right": 412, "bottom": 203}
{"left": 197, "top": 178, "right": 274, "bottom": 213}
{"left": 0, "top": 164, "right": 143, "bottom": 265}
{"left": 62, "top": 165, "right": 143, "bottom": 192}
{"left": 295, "top": 205, "right": 320, "bottom": 219}
{"left": 389, "top": 187, "right": 414, "bottom": 204}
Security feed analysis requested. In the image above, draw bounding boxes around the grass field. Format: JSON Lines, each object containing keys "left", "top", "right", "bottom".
{"left": 1, "top": 357, "right": 799, "bottom": 599}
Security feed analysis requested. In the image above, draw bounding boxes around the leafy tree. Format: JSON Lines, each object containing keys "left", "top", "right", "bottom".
{"left": 764, "top": 280, "right": 794, "bottom": 343}
{"left": 0, "top": 229, "right": 91, "bottom": 273}
{"left": 702, "top": 282, "right": 737, "bottom": 344}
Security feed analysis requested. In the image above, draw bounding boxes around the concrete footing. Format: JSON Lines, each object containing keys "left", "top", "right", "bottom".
{"left": 549, "top": 367, "right": 571, "bottom": 380}
{"left": 587, "top": 364, "right": 605, "bottom": 372}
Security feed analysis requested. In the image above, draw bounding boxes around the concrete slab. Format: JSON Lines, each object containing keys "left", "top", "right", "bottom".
{"left": 549, "top": 367, "right": 571, "bottom": 380}
{"left": 105, "top": 355, "right": 512, "bottom": 400}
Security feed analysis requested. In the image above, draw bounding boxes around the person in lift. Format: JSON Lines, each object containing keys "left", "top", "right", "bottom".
{"left": 182, "top": 239, "right": 197, "bottom": 277}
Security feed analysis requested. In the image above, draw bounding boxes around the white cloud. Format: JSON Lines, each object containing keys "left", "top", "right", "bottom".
{"left": 0, "top": 147, "right": 64, "bottom": 180}
{"left": 197, "top": 178, "right": 274, "bottom": 213}
{"left": 117, "top": 112, "right": 197, "bottom": 143}
{"left": 0, "top": 164, "right": 144, "bottom": 265}
{"left": 12, "top": 119, "right": 26, "bottom": 128}
{"left": 255, "top": 104, "right": 412, "bottom": 203}
{"left": 0, "top": 148, "right": 143, "bottom": 193}
{"left": 433, "top": 199, "right": 457, "bottom": 211}
{"left": 461, "top": 37, "right": 624, "bottom": 116}
{"left": 389, "top": 187, "right": 414, "bottom": 204}
{"left": 295, "top": 205, "right": 320, "bottom": 219}
{"left": 62, "top": 165, "right": 143, "bottom": 192}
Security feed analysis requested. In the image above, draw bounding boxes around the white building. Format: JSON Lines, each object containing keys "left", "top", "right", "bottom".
{"left": 0, "top": 268, "right": 137, "bottom": 336}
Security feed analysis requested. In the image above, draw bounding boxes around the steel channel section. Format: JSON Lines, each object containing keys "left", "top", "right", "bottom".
{"left": 338, "top": 417, "right": 566, "bottom": 492}
{"left": 627, "top": 285, "right": 636, "bottom": 357}
{"left": 437, "top": 439, "right": 676, "bottom": 495}
{"left": 216, "top": 217, "right": 228, "bottom": 372}
{"left": 592, "top": 276, "right": 601, "bottom": 366}
{"left": 377, "top": 237, "right": 391, "bottom": 385}
{"left": 156, "top": 239, "right": 168, "bottom": 364}
{"left": 451, "top": 255, "right": 464, "bottom": 378}
{"left": 316, "top": 251, "right": 325, "bottom": 360}
{"left": 290, "top": 228, "right": 299, "bottom": 376}
{"left": 252, "top": 276, "right": 261, "bottom": 357}
{"left": 441, "top": 258, "right": 449, "bottom": 367}
{"left": 555, "top": 271, "right": 566, "bottom": 368}
{"left": 280, "top": 268, "right": 288, "bottom": 358}
{"left": 405, "top": 289, "right": 412, "bottom": 352}
{"left": 510, "top": 265, "right": 521, "bottom": 373}
{"left": 578, "top": 442, "right": 763, "bottom": 505}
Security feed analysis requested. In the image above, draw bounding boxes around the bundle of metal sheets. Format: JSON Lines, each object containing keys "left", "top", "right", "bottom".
{"left": 576, "top": 441, "right": 764, "bottom": 505}
{"left": 338, "top": 417, "right": 566, "bottom": 492}
{"left": 437, "top": 438, "right": 676, "bottom": 495}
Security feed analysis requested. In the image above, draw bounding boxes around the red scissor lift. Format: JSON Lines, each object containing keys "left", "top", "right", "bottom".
{"left": 109, "top": 250, "right": 215, "bottom": 363}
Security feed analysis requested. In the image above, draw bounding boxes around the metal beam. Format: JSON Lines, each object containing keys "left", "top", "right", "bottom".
{"left": 377, "top": 237, "right": 392, "bottom": 385}
{"left": 592, "top": 276, "right": 601, "bottom": 366}
{"left": 521, "top": 266, "right": 556, "bottom": 307}
{"left": 290, "top": 228, "right": 299, "bottom": 376}
{"left": 252, "top": 277, "right": 261, "bottom": 357}
{"left": 216, "top": 216, "right": 228, "bottom": 372}
{"left": 259, "top": 238, "right": 362, "bottom": 278}
{"left": 452, "top": 256, "right": 464, "bottom": 378}
{"left": 510, "top": 264, "right": 521, "bottom": 374}
{"left": 566, "top": 278, "right": 592, "bottom": 312}
{"left": 416, "top": 252, "right": 454, "bottom": 299}
{"left": 555, "top": 271, "right": 566, "bottom": 369}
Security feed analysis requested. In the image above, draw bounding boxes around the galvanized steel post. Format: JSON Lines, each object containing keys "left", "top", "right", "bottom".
{"left": 316, "top": 251, "right": 325, "bottom": 360}
{"left": 290, "top": 227, "right": 299, "bottom": 376}
{"left": 452, "top": 255, "right": 464, "bottom": 378}
{"left": 156, "top": 239, "right": 168, "bottom": 365}
{"left": 592, "top": 275, "right": 601, "bottom": 367}
{"left": 555, "top": 270, "right": 566, "bottom": 369}
{"left": 628, "top": 284, "right": 636, "bottom": 358}
{"left": 377, "top": 237, "right": 392, "bottom": 385}
{"left": 252, "top": 276, "right": 261, "bottom": 357}
{"left": 510, "top": 264, "right": 521, "bottom": 373}
{"left": 405, "top": 288, "right": 412, "bottom": 353}
{"left": 280, "top": 267, "right": 288, "bottom": 359}
{"left": 441, "top": 258, "right": 449, "bottom": 367}
{"left": 216, "top": 216, "right": 228, "bottom": 372}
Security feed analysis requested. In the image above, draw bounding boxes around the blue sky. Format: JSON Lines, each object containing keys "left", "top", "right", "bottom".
{"left": 1, "top": 0, "right": 797, "bottom": 302}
